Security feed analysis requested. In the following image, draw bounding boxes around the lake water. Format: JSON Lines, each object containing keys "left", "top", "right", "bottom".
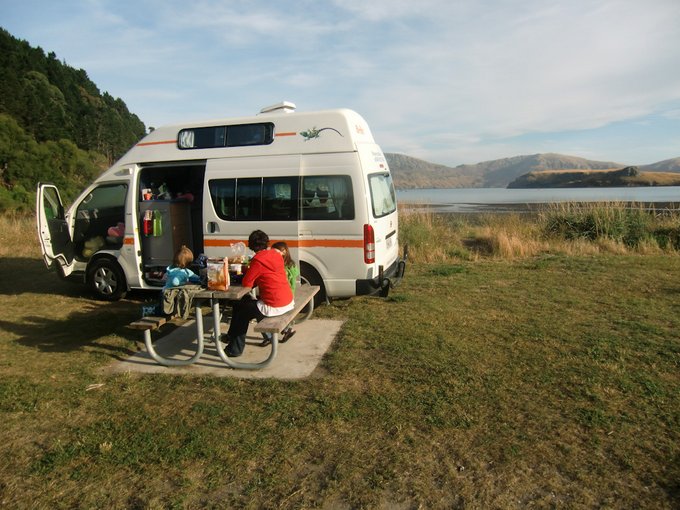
{"left": 397, "top": 187, "right": 680, "bottom": 213}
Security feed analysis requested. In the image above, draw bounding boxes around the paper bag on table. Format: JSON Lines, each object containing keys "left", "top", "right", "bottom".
{"left": 207, "top": 257, "right": 230, "bottom": 291}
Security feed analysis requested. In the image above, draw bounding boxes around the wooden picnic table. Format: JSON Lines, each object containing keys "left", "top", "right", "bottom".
{"left": 130, "top": 284, "right": 319, "bottom": 370}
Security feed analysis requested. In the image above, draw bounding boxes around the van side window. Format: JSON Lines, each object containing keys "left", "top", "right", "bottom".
{"left": 227, "top": 124, "right": 273, "bottom": 147}
{"left": 236, "top": 178, "right": 261, "bottom": 220}
{"left": 368, "top": 172, "right": 396, "bottom": 218}
{"left": 178, "top": 123, "right": 274, "bottom": 149}
{"left": 209, "top": 175, "right": 353, "bottom": 221}
{"left": 263, "top": 177, "right": 298, "bottom": 221}
{"left": 301, "top": 175, "right": 354, "bottom": 220}
{"left": 208, "top": 179, "right": 236, "bottom": 220}
{"left": 74, "top": 183, "right": 127, "bottom": 259}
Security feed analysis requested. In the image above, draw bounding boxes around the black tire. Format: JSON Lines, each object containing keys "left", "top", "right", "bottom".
{"left": 300, "top": 262, "right": 325, "bottom": 309}
{"left": 87, "top": 258, "right": 127, "bottom": 301}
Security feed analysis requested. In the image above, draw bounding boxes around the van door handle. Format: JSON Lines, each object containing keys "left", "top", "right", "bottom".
{"left": 207, "top": 221, "right": 219, "bottom": 233}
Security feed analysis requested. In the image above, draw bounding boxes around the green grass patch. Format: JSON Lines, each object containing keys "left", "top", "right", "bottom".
{"left": 1, "top": 217, "right": 680, "bottom": 507}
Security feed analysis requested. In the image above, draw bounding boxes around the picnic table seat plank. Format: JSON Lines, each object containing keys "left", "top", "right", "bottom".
{"left": 128, "top": 316, "right": 167, "bottom": 331}
{"left": 254, "top": 285, "right": 319, "bottom": 334}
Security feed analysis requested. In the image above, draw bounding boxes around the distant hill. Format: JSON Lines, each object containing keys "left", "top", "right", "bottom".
{"left": 640, "top": 157, "right": 680, "bottom": 173}
{"left": 508, "top": 166, "right": 680, "bottom": 188}
{"left": 385, "top": 153, "right": 479, "bottom": 188}
{"left": 386, "top": 153, "right": 680, "bottom": 189}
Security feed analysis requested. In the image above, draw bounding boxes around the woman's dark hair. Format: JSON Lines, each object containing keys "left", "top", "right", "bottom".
{"left": 272, "top": 241, "right": 293, "bottom": 267}
{"left": 248, "top": 230, "right": 269, "bottom": 252}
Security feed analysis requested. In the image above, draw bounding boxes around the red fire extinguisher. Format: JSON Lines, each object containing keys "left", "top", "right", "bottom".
{"left": 143, "top": 210, "right": 153, "bottom": 236}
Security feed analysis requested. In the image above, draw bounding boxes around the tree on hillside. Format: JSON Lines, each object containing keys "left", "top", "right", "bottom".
{"left": 20, "top": 71, "right": 69, "bottom": 142}
{"left": 0, "top": 114, "right": 105, "bottom": 212}
{"left": 0, "top": 28, "right": 146, "bottom": 163}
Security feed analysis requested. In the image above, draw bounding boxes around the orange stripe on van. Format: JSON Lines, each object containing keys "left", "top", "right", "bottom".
{"left": 274, "top": 132, "right": 297, "bottom": 137}
{"left": 124, "top": 237, "right": 134, "bottom": 245}
{"left": 203, "top": 238, "right": 362, "bottom": 249}
{"left": 137, "top": 139, "right": 177, "bottom": 146}
{"left": 295, "top": 239, "right": 363, "bottom": 248}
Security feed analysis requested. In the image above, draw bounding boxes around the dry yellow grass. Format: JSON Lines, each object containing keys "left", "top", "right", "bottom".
{"left": 0, "top": 214, "right": 40, "bottom": 258}
{"left": 10, "top": 203, "right": 680, "bottom": 266}
{"left": 399, "top": 203, "right": 680, "bottom": 263}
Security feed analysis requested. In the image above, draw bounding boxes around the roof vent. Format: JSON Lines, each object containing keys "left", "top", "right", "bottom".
{"left": 259, "top": 101, "right": 296, "bottom": 114}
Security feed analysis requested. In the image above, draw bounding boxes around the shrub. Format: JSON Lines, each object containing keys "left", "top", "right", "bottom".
{"left": 541, "top": 203, "right": 654, "bottom": 248}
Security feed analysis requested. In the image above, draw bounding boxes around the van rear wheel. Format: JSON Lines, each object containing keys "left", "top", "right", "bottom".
{"left": 88, "top": 258, "right": 127, "bottom": 301}
{"left": 300, "top": 262, "right": 325, "bottom": 310}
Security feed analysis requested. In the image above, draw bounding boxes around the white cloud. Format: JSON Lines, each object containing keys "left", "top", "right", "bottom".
{"left": 3, "top": 0, "right": 680, "bottom": 164}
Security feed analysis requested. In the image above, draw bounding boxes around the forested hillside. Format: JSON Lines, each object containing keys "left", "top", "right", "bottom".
{"left": 0, "top": 28, "right": 146, "bottom": 212}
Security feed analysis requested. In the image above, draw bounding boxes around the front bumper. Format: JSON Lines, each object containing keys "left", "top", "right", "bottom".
{"left": 355, "top": 244, "right": 408, "bottom": 298}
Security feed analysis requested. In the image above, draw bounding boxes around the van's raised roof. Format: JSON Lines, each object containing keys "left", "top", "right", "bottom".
{"left": 259, "top": 101, "right": 296, "bottom": 114}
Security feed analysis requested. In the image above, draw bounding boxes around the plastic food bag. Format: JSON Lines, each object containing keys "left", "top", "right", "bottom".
{"left": 224, "top": 242, "right": 252, "bottom": 263}
{"left": 207, "top": 257, "right": 230, "bottom": 291}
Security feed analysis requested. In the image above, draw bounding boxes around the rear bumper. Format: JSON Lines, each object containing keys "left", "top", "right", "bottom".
{"left": 355, "top": 244, "right": 408, "bottom": 297}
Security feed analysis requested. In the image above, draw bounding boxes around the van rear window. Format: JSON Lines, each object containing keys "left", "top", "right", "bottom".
{"left": 368, "top": 172, "right": 397, "bottom": 218}
{"left": 178, "top": 123, "right": 274, "bottom": 149}
{"left": 301, "top": 175, "right": 354, "bottom": 220}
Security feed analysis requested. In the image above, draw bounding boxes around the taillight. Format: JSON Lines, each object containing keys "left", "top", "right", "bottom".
{"left": 363, "top": 224, "right": 375, "bottom": 264}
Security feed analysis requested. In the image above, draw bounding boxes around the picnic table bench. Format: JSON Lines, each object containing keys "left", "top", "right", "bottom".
{"left": 128, "top": 284, "right": 319, "bottom": 370}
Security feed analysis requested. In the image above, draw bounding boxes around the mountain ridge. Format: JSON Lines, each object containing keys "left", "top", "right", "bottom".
{"left": 386, "top": 152, "right": 680, "bottom": 189}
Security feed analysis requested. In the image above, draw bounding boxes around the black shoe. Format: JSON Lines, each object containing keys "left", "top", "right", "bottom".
{"left": 226, "top": 349, "right": 242, "bottom": 358}
{"left": 280, "top": 329, "right": 296, "bottom": 343}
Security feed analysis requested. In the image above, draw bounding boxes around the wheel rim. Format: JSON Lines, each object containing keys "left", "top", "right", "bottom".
{"left": 94, "top": 267, "right": 117, "bottom": 295}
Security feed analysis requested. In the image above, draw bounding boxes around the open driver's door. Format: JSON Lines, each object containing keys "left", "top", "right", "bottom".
{"left": 36, "top": 183, "right": 75, "bottom": 277}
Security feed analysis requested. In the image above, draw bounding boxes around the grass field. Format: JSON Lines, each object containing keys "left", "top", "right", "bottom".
{"left": 1, "top": 213, "right": 679, "bottom": 508}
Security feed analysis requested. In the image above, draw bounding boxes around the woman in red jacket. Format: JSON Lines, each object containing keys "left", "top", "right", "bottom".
{"left": 223, "top": 230, "right": 294, "bottom": 357}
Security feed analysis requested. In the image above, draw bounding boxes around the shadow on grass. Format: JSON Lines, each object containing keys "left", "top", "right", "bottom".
{"left": 0, "top": 258, "right": 87, "bottom": 297}
{"left": 0, "top": 257, "right": 160, "bottom": 358}
{"left": 0, "top": 299, "right": 142, "bottom": 357}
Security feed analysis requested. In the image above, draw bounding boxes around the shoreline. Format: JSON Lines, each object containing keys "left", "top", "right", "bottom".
{"left": 400, "top": 200, "right": 680, "bottom": 214}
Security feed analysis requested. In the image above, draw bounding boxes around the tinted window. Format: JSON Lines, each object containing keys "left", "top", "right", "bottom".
{"left": 263, "top": 177, "right": 298, "bottom": 221}
{"left": 209, "top": 175, "right": 353, "bottom": 221}
{"left": 178, "top": 123, "right": 273, "bottom": 149}
{"left": 301, "top": 175, "right": 354, "bottom": 220}
{"left": 368, "top": 172, "right": 396, "bottom": 218}
{"left": 43, "top": 187, "right": 63, "bottom": 220}
{"left": 74, "top": 183, "right": 127, "bottom": 248}
{"left": 193, "top": 127, "right": 226, "bottom": 149}
{"left": 227, "top": 124, "right": 273, "bottom": 147}
{"left": 208, "top": 179, "right": 235, "bottom": 220}
{"left": 79, "top": 183, "right": 127, "bottom": 211}
{"left": 236, "top": 178, "right": 261, "bottom": 221}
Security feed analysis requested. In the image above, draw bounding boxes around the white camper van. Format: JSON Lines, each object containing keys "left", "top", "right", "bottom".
{"left": 37, "top": 102, "right": 406, "bottom": 303}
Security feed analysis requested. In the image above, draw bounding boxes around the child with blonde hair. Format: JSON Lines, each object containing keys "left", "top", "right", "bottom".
{"left": 164, "top": 245, "right": 200, "bottom": 288}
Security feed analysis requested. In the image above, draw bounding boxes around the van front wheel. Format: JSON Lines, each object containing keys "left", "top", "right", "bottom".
{"left": 88, "top": 259, "right": 127, "bottom": 301}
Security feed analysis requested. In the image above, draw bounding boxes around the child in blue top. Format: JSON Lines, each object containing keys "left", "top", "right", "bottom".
{"left": 164, "top": 245, "right": 200, "bottom": 288}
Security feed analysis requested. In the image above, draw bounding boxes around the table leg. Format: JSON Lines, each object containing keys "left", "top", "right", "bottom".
{"left": 144, "top": 306, "right": 205, "bottom": 366}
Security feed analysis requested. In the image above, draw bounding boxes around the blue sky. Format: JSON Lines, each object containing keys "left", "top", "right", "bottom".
{"left": 3, "top": 0, "right": 680, "bottom": 166}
